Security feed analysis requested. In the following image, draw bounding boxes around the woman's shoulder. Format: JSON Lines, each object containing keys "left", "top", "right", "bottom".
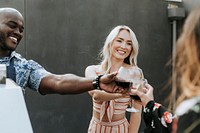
{"left": 86, "top": 65, "right": 101, "bottom": 70}
{"left": 176, "top": 97, "right": 200, "bottom": 133}
{"left": 123, "top": 64, "right": 141, "bottom": 70}
{"left": 188, "top": 97, "right": 200, "bottom": 114}
{"left": 126, "top": 65, "right": 143, "bottom": 73}
{"left": 85, "top": 65, "right": 103, "bottom": 74}
{"left": 176, "top": 96, "right": 200, "bottom": 116}
{"left": 131, "top": 65, "right": 142, "bottom": 70}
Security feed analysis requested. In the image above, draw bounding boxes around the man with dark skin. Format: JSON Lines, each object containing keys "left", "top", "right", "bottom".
{"left": 0, "top": 7, "right": 122, "bottom": 95}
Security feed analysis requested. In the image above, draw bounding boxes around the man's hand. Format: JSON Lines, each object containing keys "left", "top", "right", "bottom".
{"left": 99, "top": 72, "right": 126, "bottom": 93}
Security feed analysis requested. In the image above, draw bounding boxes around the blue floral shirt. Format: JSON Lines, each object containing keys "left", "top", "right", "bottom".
{"left": 0, "top": 51, "right": 50, "bottom": 92}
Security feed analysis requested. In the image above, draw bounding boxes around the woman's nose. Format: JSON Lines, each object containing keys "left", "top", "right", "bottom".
{"left": 120, "top": 42, "right": 126, "bottom": 48}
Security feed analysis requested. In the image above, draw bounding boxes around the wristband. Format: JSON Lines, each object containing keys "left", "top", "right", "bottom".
{"left": 92, "top": 75, "right": 103, "bottom": 90}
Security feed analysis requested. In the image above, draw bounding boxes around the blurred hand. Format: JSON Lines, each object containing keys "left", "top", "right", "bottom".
{"left": 130, "top": 83, "right": 154, "bottom": 107}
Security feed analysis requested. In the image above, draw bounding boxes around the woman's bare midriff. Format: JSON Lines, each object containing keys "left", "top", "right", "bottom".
{"left": 93, "top": 110, "right": 126, "bottom": 122}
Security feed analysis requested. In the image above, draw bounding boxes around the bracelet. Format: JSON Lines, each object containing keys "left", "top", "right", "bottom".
{"left": 92, "top": 75, "right": 103, "bottom": 90}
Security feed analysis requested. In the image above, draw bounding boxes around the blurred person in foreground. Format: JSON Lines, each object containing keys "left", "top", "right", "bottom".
{"left": 131, "top": 6, "right": 200, "bottom": 133}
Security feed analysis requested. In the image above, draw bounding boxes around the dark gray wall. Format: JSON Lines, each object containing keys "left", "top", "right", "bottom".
{"left": 2, "top": 0, "right": 192, "bottom": 133}
{"left": 183, "top": 0, "right": 200, "bottom": 13}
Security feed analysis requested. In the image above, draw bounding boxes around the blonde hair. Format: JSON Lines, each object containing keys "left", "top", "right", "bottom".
{"left": 99, "top": 25, "right": 139, "bottom": 73}
{"left": 173, "top": 7, "right": 200, "bottom": 106}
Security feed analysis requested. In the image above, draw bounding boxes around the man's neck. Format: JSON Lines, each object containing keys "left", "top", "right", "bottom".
{"left": 0, "top": 50, "right": 11, "bottom": 58}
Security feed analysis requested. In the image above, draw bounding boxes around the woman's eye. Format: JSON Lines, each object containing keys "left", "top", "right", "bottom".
{"left": 117, "top": 40, "right": 122, "bottom": 42}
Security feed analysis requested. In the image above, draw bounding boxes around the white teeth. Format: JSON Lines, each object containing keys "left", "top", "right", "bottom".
{"left": 117, "top": 50, "right": 125, "bottom": 54}
{"left": 9, "top": 37, "right": 17, "bottom": 43}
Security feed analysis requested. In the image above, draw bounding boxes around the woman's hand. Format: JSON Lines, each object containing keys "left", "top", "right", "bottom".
{"left": 130, "top": 84, "right": 154, "bottom": 107}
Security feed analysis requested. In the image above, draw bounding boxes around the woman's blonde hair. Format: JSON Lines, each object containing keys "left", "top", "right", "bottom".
{"left": 173, "top": 7, "right": 200, "bottom": 106}
{"left": 99, "top": 25, "right": 139, "bottom": 74}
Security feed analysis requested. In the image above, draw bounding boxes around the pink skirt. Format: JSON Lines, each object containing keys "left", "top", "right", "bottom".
{"left": 88, "top": 117, "right": 129, "bottom": 133}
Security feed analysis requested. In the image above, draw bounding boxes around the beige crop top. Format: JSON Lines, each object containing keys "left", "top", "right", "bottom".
{"left": 92, "top": 97, "right": 130, "bottom": 122}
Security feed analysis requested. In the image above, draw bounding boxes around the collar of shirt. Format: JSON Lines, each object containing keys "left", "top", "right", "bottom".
{"left": 0, "top": 51, "right": 22, "bottom": 64}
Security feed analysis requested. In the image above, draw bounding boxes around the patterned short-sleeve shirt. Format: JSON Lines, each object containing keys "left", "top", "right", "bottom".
{"left": 0, "top": 51, "right": 50, "bottom": 92}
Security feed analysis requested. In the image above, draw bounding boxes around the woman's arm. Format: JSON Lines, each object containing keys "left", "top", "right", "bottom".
{"left": 89, "top": 89, "right": 126, "bottom": 101}
{"left": 143, "top": 101, "right": 172, "bottom": 133}
{"left": 129, "top": 102, "right": 142, "bottom": 133}
{"left": 131, "top": 84, "right": 173, "bottom": 133}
